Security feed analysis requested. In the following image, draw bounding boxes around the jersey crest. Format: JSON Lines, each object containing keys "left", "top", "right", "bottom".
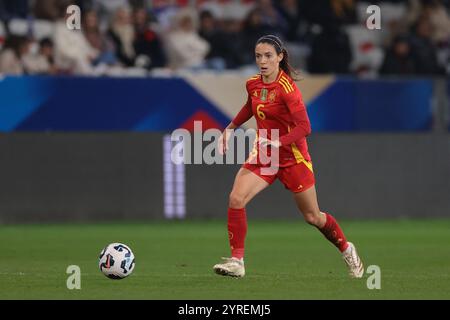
{"left": 268, "top": 90, "right": 277, "bottom": 102}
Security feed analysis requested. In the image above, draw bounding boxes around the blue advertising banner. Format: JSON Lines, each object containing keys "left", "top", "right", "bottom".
{"left": 0, "top": 76, "right": 230, "bottom": 132}
{"left": 0, "top": 76, "right": 434, "bottom": 132}
{"left": 307, "top": 78, "right": 433, "bottom": 131}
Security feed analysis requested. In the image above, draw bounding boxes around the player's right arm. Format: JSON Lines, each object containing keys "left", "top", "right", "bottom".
{"left": 231, "top": 93, "right": 253, "bottom": 128}
{"left": 219, "top": 83, "right": 254, "bottom": 154}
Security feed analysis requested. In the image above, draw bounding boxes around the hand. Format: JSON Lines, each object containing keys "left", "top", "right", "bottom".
{"left": 258, "top": 137, "right": 281, "bottom": 148}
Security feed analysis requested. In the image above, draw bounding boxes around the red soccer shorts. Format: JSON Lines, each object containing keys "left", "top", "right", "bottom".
{"left": 242, "top": 161, "right": 315, "bottom": 193}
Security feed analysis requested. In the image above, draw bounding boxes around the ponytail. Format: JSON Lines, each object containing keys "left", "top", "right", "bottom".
{"left": 280, "top": 47, "right": 300, "bottom": 81}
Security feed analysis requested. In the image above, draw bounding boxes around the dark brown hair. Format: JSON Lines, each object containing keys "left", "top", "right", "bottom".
{"left": 256, "top": 35, "right": 299, "bottom": 80}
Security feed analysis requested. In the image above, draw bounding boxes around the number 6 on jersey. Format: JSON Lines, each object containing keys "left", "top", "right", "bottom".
{"left": 256, "top": 104, "right": 266, "bottom": 120}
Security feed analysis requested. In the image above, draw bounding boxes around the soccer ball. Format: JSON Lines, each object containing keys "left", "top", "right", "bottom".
{"left": 98, "top": 243, "right": 135, "bottom": 279}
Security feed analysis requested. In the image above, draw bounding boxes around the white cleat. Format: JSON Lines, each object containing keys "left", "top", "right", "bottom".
{"left": 213, "top": 257, "right": 245, "bottom": 278}
{"left": 342, "top": 242, "right": 364, "bottom": 278}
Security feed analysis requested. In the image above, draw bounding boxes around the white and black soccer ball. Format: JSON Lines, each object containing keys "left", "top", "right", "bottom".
{"left": 98, "top": 243, "right": 135, "bottom": 279}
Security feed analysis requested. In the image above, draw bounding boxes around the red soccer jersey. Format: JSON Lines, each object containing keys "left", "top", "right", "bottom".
{"left": 232, "top": 70, "right": 312, "bottom": 168}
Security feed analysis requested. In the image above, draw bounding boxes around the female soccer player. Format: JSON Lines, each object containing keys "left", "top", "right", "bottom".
{"left": 213, "top": 35, "right": 364, "bottom": 278}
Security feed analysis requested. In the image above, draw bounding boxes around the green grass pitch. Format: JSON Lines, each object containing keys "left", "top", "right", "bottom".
{"left": 1, "top": 219, "right": 449, "bottom": 299}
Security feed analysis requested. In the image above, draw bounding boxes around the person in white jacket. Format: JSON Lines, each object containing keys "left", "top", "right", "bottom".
{"left": 165, "top": 9, "right": 210, "bottom": 70}
{"left": 53, "top": 17, "right": 99, "bottom": 75}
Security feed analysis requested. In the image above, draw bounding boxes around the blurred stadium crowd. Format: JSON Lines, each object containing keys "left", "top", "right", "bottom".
{"left": 0, "top": 0, "right": 449, "bottom": 77}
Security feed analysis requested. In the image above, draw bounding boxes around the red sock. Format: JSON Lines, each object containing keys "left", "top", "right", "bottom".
{"left": 318, "top": 213, "right": 349, "bottom": 252}
{"left": 228, "top": 207, "right": 247, "bottom": 259}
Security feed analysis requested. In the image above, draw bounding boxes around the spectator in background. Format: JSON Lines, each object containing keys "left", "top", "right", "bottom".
{"left": 108, "top": 7, "right": 136, "bottom": 67}
{"left": 0, "top": 35, "right": 30, "bottom": 75}
{"left": 74, "top": 0, "right": 94, "bottom": 12}
{"left": 164, "top": 9, "right": 210, "bottom": 70}
{"left": 34, "top": 0, "right": 70, "bottom": 20}
{"left": 424, "top": 0, "right": 450, "bottom": 74}
{"left": 22, "top": 37, "right": 57, "bottom": 74}
{"left": 220, "top": 17, "right": 245, "bottom": 69}
{"left": 90, "top": 0, "right": 132, "bottom": 25}
{"left": 380, "top": 35, "right": 416, "bottom": 75}
{"left": 424, "top": 0, "right": 450, "bottom": 42}
{"left": 406, "top": 0, "right": 450, "bottom": 44}
{"left": 198, "top": 10, "right": 227, "bottom": 70}
{"left": 129, "top": 0, "right": 146, "bottom": 8}
{"left": 94, "top": 0, "right": 130, "bottom": 12}
{"left": 83, "top": 10, "right": 118, "bottom": 66}
{"left": 302, "top": 0, "right": 357, "bottom": 30}
{"left": 53, "top": 5, "right": 99, "bottom": 74}
{"left": 275, "top": 0, "right": 301, "bottom": 42}
{"left": 304, "top": 0, "right": 355, "bottom": 74}
{"left": 409, "top": 16, "right": 445, "bottom": 74}
{"left": 399, "top": 0, "right": 449, "bottom": 74}
{"left": 133, "top": 7, "right": 167, "bottom": 69}
{"left": 240, "top": 9, "right": 277, "bottom": 66}
{"left": 308, "top": 26, "right": 352, "bottom": 74}
{"left": 422, "top": 0, "right": 450, "bottom": 68}
{"left": 257, "top": 0, "right": 287, "bottom": 37}
{"left": 330, "top": 0, "right": 357, "bottom": 25}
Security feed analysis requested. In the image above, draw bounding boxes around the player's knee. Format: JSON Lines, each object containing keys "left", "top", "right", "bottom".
{"left": 229, "top": 192, "right": 246, "bottom": 209}
{"left": 303, "top": 212, "right": 321, "bottom": 226}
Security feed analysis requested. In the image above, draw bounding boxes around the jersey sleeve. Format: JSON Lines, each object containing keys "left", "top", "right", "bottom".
{"left": 279, "top": 83, "right": 311, "bottom": 146}
{"left": 231, "top": 84, "right": 253, "bottom": 127}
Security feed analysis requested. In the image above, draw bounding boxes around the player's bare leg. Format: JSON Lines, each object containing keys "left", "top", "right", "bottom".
{"left": 293, "top": 185, "right": 364, "bottom": 278}
{"left": 228, "top": 168, "right": 270, "bottom": 209}
{"left": 213, "top": 168, "right": 270, "bottom": 278}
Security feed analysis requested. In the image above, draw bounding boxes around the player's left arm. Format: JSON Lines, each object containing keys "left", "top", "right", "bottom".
{"left": 278, "top": 83, "right": 311, "bottom": 146}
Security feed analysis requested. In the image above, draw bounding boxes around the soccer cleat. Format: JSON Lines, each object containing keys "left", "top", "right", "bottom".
{"left": 342, "top": 242, "right": 364, "bottom": 278}
{"left": 213, "top": 257, "right": 245, "bottom": 278}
